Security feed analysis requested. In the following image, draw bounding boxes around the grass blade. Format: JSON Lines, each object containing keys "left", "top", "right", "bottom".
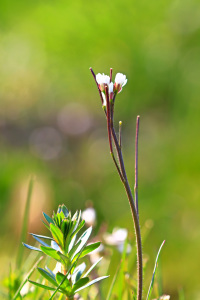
{"left": 118, "top": 238, "right": 128, "bottom": 299}
{"left": 16, "top": 176, "right": 34, "bottom": 269}
{"left": 146, "top": 240, "right": 165, "bottom": 300}
{"left": 106, "top": 261, "right": 121, "bottom": 300}
{"left": 13, "top": 256, "right": 43, "bottom": 300}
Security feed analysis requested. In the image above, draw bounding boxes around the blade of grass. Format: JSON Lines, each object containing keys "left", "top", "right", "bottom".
{"left": 106, "top": 261, "right": 121, "bottom": 300}
{"left": 178, "top": 288, "right": 185, "bottom": 300}
{"left": 16, "top": 176, "right": 35, "bottom": 269}
{"left": 13, "top": 256, "right": 43, "bottom": 300}
{"left": 146, "top": 240, "right": 165, "bottom": 300}
{"left": 8, "top": 264, "right": 12, "bottom": 300}
{"left": 118, "top": 238, "right": 128, "bottom": 299}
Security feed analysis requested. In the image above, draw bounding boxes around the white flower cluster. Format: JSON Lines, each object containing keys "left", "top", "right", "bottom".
{"left": 96, "top": 72, "right": 127, "bottom": 106}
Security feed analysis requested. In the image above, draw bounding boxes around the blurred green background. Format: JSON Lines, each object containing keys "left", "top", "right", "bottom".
{"left": 0, "top": 0, "right": 200, "bottom": 298}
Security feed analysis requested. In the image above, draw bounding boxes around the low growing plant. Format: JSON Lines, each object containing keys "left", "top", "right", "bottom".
{"left": 23, "top": 205, "right": 108, "bottom": 299}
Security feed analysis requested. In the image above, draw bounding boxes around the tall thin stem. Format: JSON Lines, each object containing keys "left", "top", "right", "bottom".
{"left": 110, "top": 118, "right": 143, "bottom": 300}
{"left": 135, "top": 116, "right": 140, "bottom": 216}
{"left": 90, "top": 68, "right": 143, "bottom": 300}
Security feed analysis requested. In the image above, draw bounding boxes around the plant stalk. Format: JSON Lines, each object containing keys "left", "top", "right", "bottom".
{"left": 90, "top": 68, "right": 143, "bottom": 300}
{"left": 110, "top": 119, "right": 143, "bottom": 300}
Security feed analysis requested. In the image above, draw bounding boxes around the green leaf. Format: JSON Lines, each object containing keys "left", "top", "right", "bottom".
{"left": 37, "top": 268, "right": 58, "bottom": 286}
{"left": 40, "top": 246, "right": 61, "bottom": 261}
{"left": 146, "top": 240, "right": 165, "bottom": 300}
{"left": 62, "top": 205, "right": 69, "bottom": 218}
{"left": 118, "top": 238, "right": 128, "bottom": 299}
{"left": 72, "top": 277, "right": 89, "bottom": 293}
{"left": 72, "top": 210, "right": 78, "bottom": 221}
{"left": 55, "top": 272, "right": 71, "bottom": 291}
{"left": 71, "top": 220, "right": 85, "bottom": 241}
{"left": 68, "top": 235, "right": 76, "bottom": 253}
{"left": 75, "top": 276, "right": 109, "bottom": 293}
{"left": 23, "top": 243, "right": 42, "bottom": 252}
{"left": 28, "top": 280, "right": 56, "bottom": 291}
{"left": 16, "top": 176, "right": 34, "bottom": 269}
{"left": 84, "top": 257, "right": 102, "bottom": 277}
{"left": 42, "top": 220, "right": 50, "bottom": 230}
{"left": 43, "top": 212, "right": 54, "bottom": 225}
{"left": 72, "top": 227, "right": 92, "bottom": 259}
{"left": 79, "top": 242, "right": 100, "bottom": 259}
{"left": 71, "top": 262, "right": 86, "bottom": 285}
{"left": 57, "top": 252, "right": 71, "bottom": 268}
{"left": 68, "top": 240, "right": 82, "bottom": 260}
{"left": 30, "top": 233, "right": 53, "bottom": 240}
{"left": 31, "top": 234, "right": 50, "bottom": 247}
{"left": 50, "top": 223, "right": 64, "bottom": 248}
{"left": 106, "top": 261, "right": 121, "bottom": 300}
{"left": 45, "top": 267, "right": 56, "bottom": 279}
{"left": 57, "top": 205, "right": 62, "bottom": 214}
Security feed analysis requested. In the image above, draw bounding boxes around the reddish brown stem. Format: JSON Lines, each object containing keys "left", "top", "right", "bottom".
{"left": 135, "top": 116, "right": 140, "bottom": 216}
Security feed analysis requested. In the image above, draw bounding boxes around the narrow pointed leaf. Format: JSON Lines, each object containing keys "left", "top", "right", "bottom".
{"left": 38, "top": 268, "right": 58, "bottom": 286}
{"left": 28, "top": 280, "right": 56, "bottom": 291}
{"left": 72, "top": 277, "right": 89, "bottom": 292}
{"left": 62, "top": 205, "right": 69, "bottom": 218}
{"left": 50, "top": 223, "right": 64, "bottom": 248}
{"left": 72, "top": 227, "right": 92, "bottom": 259}
{"left": 31, "top": 233, "right": 53, "bottom": 240}
{"left": 16, "top": 177, "right": 34, "bottom": 269}
{"left": 75, "top": 276, "right": 109, "bottom": 293}
{"left": 70, "top": 220, "right": 85, "bottom": 241}
{"left": 42, "top": 220, "right": 50, "bottom": 230}
{"left": 106, "top": 261, "right": 121, "bottom": 300}
{"left": 55, "top": 272, "right": 71, "bottom": 290}
{"left": 146, "top": 240, "right": 165, "bottom": 300}
{"left": 69, "top": 240, "right": 82, "bottom": 259}
{"left": 23, "top": 243, "right": 42, "bottom": 252}
{"left": 68, "top": 235, "right": 76, "bottom": 253}
{"left": 40, "top": 246, "right": 61, "bottom": 261}
{"left": 72, "top": 262, "right": 86, "bottom": 285}
{"left": 84, "top": 257, "right": 102, "bottom": 277}
{"left": 31, "top": 234, "right": 50, "bottom": 247}
{"left": 43, "top": 212, "right": 54, "bottom": 225}
{"left": 79, "top": 242, "right": 100, "bottom": 259}
{"left": 45, "top": 267, "right": 56, "bottom": 279}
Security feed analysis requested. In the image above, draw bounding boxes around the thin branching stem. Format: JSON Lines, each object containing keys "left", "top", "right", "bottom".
{"left": 90, "top": 68, "right": 143, "bottom": 300}
{"left": 89, "top": 67, "right": 104, "bottom": 106}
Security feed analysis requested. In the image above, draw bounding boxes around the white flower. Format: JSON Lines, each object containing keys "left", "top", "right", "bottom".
{"left": 103, "top": 227, "right": 131, "bottom": 253}
{"left": 114, "top": 73, "right": 127, "bottom": 93}
{"left": 96, "top": 73, "right": 110, "bottom": 86}
{"left": 82, "top": 207, "right": 96, "bottom": 227}
{"left": 104, "top": 228, "right": 128, "bottom": 245}
{"left": 115, "top": 73, "right": 127, "bottom": 87}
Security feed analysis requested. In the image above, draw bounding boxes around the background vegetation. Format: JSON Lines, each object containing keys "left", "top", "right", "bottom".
{"left": 0, "top": 0, "right": 200, "bottom": 298}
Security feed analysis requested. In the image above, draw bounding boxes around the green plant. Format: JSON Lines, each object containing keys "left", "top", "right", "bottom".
{"left": 23, "top": 204, "right": 108, "bottom": 299}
